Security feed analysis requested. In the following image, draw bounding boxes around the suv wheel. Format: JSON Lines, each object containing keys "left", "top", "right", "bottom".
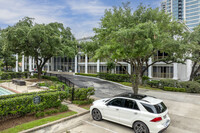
{"left": 133, "top": 121, "right": 149, "bottom": 133}
{"left": 92, "top": 108, "right": 102, "bottom": 121}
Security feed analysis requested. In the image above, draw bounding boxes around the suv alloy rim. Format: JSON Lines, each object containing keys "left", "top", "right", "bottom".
{"left": 134, "top": 121, "right": 149, "bottom": 133}
{"left": 92, "top": 109, "right": 101, "bottom": 120}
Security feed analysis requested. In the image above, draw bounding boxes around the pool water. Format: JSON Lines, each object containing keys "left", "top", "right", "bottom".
{"left": 0, "top": 87, "right": 15, "bottom": 95}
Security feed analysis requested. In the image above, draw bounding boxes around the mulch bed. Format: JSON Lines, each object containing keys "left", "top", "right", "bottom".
{"left": 0, "top": 110, "right": 71, "bottom": 131}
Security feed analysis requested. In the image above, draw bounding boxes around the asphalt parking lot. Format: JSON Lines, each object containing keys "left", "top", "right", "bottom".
{"left": 61, "top": 75, "right": 200, "bottom": 133}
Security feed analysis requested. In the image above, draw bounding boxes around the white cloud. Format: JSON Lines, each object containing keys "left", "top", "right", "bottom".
{"left": 0, "top": 0, "right": 110, "bottom": 39}
{"left": 0, "top": 0, "right": 68, "bottom": 25}
{"left": 66, "top": 0, "right": 111, "bottom": 16}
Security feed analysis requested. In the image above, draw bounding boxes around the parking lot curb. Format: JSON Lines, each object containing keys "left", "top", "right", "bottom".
{"left": 20, "top": 110, "right": 90, "bottom": 133}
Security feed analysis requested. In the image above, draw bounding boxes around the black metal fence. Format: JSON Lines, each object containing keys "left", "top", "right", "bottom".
{"left": 44, "top": 73, "right": 75, "bottom": 101}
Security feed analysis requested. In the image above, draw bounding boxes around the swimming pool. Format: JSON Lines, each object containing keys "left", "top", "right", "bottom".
{"left": 0, "top": 87, "right": 15, "bottom": 96}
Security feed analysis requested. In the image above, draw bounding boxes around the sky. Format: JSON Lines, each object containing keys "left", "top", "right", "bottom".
{"left": 0, "top": 0, "right": 163, "bottom": 39}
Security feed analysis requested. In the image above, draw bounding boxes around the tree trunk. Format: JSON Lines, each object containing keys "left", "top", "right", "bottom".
{"left": 5, "top": 63, "right": 8, "bottom": 71}
{"left": 190, "top": 62, "right": 197, "bottom": 81}
{"left": 37, "top": 67, "right": 42, "bottom": 80}
{"left": 130, "top": 64, "right": 140, "bottom": 95}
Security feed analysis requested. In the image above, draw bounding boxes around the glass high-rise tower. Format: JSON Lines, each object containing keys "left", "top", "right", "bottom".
{"left": 161, "top": 0, "right": 200, "bottom": 30}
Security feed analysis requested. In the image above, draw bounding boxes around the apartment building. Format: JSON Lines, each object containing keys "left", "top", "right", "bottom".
{"left": 162, "top": 0, "right": 200, "bottom": 30}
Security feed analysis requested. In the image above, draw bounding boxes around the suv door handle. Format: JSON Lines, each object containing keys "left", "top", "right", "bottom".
{"left": 116, "top": 109, "right": 119, "bottom": 111}
{"left": 134, "top": 112, "right": 138, "bottom": 115}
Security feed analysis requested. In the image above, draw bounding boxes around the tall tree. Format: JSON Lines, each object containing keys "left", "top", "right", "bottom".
{"left": 0, "top": 31, "right": 16, "bottom": 71}
{"left": 82, "top": 3, "right": 186, "bottom": 94}
{"left": 2, "top": 17, "right": 77, "bottom": 79}
{"left": 186, "top": 24, "right": 200, "bottom": 81}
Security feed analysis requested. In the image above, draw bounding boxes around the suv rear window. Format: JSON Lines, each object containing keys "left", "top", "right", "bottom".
{"left": 141, "top": 102, "right": 167, "bottom": 114}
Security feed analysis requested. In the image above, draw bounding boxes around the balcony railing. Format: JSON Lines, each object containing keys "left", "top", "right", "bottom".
{"left": 153, "top": 72, "right": 173, "bottom": 78}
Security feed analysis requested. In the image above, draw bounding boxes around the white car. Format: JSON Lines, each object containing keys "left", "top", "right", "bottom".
{"left": 90, "top": 92, "right": 170, "bottom": 133}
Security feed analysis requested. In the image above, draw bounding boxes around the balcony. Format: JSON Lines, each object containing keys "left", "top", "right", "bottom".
{"left": 153, "top": 56, "right": 168, "bottom": 61}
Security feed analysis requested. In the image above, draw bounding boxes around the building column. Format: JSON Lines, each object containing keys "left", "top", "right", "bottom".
{"left": 29, "top": 56, "right": 32, "bottom": 72}
{"left": 22, "top": 55, "right": 25, "bottom": 72}
{"left": 42, "top": 58, "right": 44, "bottom": 71}
{"left": 173, "top": 63, "right": 178, "bottom": 80}
{"left": 85, "top": 54, "right": 88, "bottom": 74}
{"left": 186, "top": 55, "right": 192, "bottom": 80}
{"left": 75, "top": 55, "right": 78, "bottom": 73}
{"left": 32, "top": 58, "right": 35, "bottom": 70}
{"left": 148, "top": 58, "right": 152, "bottom": 78}
{"left": 97, "top": 59, "right": 100, "bottom": 73}
{"left": 128, "top": 63, "right": 131, "bottom": 74}
{"left": 24, "top": 57, "right": 27, "bottom": 70}
{"left": 47, "top": 59, "right": 50, "bottom": 72}
{"left": 15, "top": 54, "right": 18, "bottom": 72}
{"left": 51, "top": 57, "right": 54, "bottom": 71}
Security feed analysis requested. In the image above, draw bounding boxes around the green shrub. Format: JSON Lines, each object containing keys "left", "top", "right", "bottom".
{"left": 75, "top": 73, "right": 97, "bottom": 77}
{"left": 180, "top": 81, "right": 200, "bottom": 93}
{"left": 0, "top": 72, "right": 29, "bottom": 80}
{"left": 142, "top": 76, "right": 150, "bottom": 84}
{"left": 39, "top": 83, "right": 46, "bottom": 86}
{"left": 159, "top": 79, "right": 180, "bottom": 88}
{"left": 147, "top": 80, "right": 160, "bottom": 88}
{"left": 45, "top": 110, "right": 53, "bottom": 115}
{"left": 195, "top": 79, "right": 200, "bottom": 84}
{"left": 31, "top": 73, "right": 38, "bottom": 78}
{"left": 163, "top": 87, "right": 186, "bottom": 92}
{"left": 59, "top": 105, "right": 68, "bottom": 112}
{"left": 69, "top": 87, "right": 95, "bottom": 100}
{"left": 72, "top": 99, "right": 94, "bottom": 105}
{"left": 194, "top": 76, "right": 200, "bottom": 81}
{"left": 97, "top": 73, "right": 130, "bottom": 82}
{"left": 35, "top": 112, "right": 45, "bottom": 118}
{"left": 49, "top": 85, "right": 56, "bottom": 90}
{"left": 42, "top": 75, "right": 59, "bottom": 81}
{"left": 0, "top": 91, "right": 68, "bottom": 118}
{"left": 51, "top": 109, "right": 59, "bottom": 114}
{"left": 97, "top": 73, "right": 149, "bottom": 83}
{"left": 0, "top": 90, "right": 57, "bottom": 100}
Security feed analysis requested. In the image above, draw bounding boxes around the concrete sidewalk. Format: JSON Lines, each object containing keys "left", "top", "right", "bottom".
{"left": 20, "top": 102, "right": 89, "bottom": 133}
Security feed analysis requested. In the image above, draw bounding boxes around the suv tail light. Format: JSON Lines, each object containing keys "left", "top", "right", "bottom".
{"left": 150, "top": 117, "right": 162, "bottom": 122}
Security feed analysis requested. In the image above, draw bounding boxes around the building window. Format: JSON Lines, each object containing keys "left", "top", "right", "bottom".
{"left": 100, "top": 66, "right": 108, "bottom": 73}
{"left": 88, "top": 65, "right": 97, "bottom": 73}
{"left": 116, "top": 66, "right": 127, "bottom": 74}
{"left": 153, "top": 66, "right": 173, "bottom": 78}
{"left": 79, "top": 66, "right": 85, "bottom": 73}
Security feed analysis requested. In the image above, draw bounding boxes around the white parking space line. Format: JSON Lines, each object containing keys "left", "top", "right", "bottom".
{"left": 82, "top": 120, "right": 118, "bottom": 133}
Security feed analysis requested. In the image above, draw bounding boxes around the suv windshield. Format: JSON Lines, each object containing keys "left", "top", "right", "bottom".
{"left": 141, "top": 102, "right": 167, "bottom": 114}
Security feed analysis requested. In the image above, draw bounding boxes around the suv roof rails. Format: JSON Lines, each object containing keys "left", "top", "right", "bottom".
{"left": 114, "top": 92, "right": 147, "bottom": 100}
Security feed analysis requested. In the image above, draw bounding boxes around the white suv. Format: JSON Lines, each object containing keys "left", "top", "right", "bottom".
{"left": 90, "top": 92, "right": 170, "bottom": 133}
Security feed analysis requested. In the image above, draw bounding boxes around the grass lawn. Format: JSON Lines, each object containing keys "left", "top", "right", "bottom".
{"left": 117, "top": 82, "right": 161, "bottom": 91}
{"left": 0, "top": 80, "right": 11, "bottom": 83}
{"left": 1, "top": 111, "right": 77, "bottom": 133}
{"left": 82, "top": 106, "right": 90, "bottom": 110}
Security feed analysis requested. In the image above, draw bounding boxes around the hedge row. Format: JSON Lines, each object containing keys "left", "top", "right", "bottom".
{"left": 41, "top": 75, "right": 59, "bottom": 81}
{"left": 97, "top": 73, "right": 130, "bottom": 82}
{"left": 0, "top": 90, "right": 57, "bottom": 100}
{"left": 0, "top": 91, "right": 68, "bottom": 118}
{"left": 97, "top": 73, "right": 149, "bottom": 83}
{"left": 68, "top": 87, "right": 95, "bottom": 100}
{"left": 163, "top": 87, "right": 186, "bottom": 92}
{"left": 147, "top": 79, "right": 200, "bottom": 93}
{"left": 0, "top": 72, "right": 29, "bottom": 80}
